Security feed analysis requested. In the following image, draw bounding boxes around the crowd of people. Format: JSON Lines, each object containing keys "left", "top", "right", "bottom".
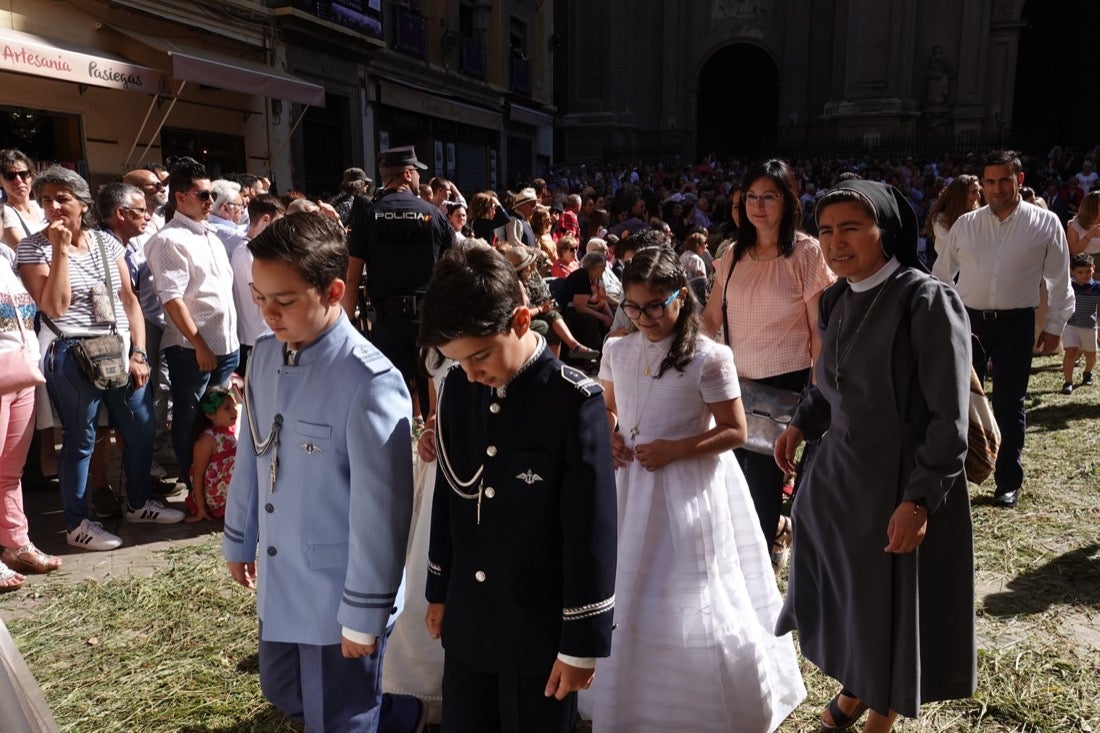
{"left": 0, "top": 140, "right": 1088, "bottom": 732}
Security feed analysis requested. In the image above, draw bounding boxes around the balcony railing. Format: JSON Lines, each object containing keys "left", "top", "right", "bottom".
{"left": 510, "top": 54, "right": 530, "bottom": 96}
{"left": 393, "top": 4, "right": 428, "bottom": 59}
{"left": 459, "top": 37, "right": 486, "bottom": 79}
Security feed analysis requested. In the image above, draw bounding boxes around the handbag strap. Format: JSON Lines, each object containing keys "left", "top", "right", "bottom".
{"left": 719, "top": 252, "right": 737, "bottom": 349}
{"left": 40, "top": 230, "right": 119, "bottom": 339}
{"left": 11, "top": 208, "right": 33, "bottom": 238}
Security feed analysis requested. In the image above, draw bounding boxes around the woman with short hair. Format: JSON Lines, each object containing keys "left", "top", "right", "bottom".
{"left": 17, "top": 166, "right": 183, "bottom": 552}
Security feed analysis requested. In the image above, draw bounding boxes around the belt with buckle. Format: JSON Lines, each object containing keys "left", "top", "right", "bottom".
{"left": 379, "top": 295, "right": 422, "bottom": 316}
{"left": 966, "top": 307, "right": 1035, "bottom": 321}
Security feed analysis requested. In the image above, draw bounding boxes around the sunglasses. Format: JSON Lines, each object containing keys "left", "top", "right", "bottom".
{"left": 186, "top": 190, "right": 215, "bottom": 202}
{"left": 2, "top": 170, "right": 33, "bottom": 182}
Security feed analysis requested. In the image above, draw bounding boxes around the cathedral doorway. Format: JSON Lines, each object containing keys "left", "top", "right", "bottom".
{"left": 696, "top": 43, "right": 778, "bottom": 163}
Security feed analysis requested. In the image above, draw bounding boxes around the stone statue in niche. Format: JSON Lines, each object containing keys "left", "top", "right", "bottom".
{"left": 925, "top": 45, "right": 954, "bottom": 107}
{"left": 712, "top": 0, "right": 769, "bottom": 35}
{"left": 993, "top": 0, "right": 1017, "bottom": 23}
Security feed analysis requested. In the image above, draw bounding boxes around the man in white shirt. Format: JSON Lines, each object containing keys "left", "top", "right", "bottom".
{"left": 208, "top": 179, "right": 245, "bottom": 255}
{"left": 229, "top": 193, "right": 284, "bottom": 376}
{"left": 933, "top": 150, "right": 1073, "bottom": 508}
{"left": 145, "top": 158, "right": 239, "bottom": 489}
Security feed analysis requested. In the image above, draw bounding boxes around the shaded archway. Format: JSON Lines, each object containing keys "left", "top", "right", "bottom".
{"left": 696, "top": 44, "right": 778, "bottom": 161}
{"left": 1012, "top": 0, "right": 1100, "bottom": 145}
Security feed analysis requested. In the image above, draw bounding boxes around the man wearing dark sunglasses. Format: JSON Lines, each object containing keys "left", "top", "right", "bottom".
{"left": 144, "top": 157, "right": 240, "bottom": 492}
{"left": 123, "top": 168, "right": 168, "bottom": 231}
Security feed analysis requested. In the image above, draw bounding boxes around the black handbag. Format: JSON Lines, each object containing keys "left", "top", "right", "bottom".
{"left": 43, "top": 233, "right": 129, "bottom": 391}
{"left": 718, "top": 251, "right": 805, "bottom": 455}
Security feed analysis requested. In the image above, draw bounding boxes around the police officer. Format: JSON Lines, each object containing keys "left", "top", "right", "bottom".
{"left": 344, "top": 146, "right": 454, "bottom": 413}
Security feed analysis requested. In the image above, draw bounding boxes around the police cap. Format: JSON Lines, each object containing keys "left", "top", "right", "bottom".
{"left": 378, "top": 146, "right": 428, "bottom": 171}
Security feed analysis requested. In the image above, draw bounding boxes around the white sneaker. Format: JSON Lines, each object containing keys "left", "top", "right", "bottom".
{"left": 124, "top": 500, "right": 185, "bottom": 524}
{"left": 67, "top": 519, "right": 123, "bottom": 551}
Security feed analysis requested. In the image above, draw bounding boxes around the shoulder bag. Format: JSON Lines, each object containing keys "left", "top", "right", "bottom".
{"left": 719, "top": 252, "right": 804, "bottom": 455}
{"left": 0, "top": 264, "right": 46, "bottom": 395}
{"left": 42, "top": 233, "right": 129, "bottom": 390}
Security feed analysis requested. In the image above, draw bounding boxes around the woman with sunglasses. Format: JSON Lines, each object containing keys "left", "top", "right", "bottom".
{"left": 701, "top": 159, "right": 835, "bottom": 573}
{"left": 16, "top": 166, "right": 182, "bottom": 552}
{"left": 1, "top": 149, "right": 46, "bottom": 251}
{"left": 550, "top": 235, "right": 581, "bottom": 278}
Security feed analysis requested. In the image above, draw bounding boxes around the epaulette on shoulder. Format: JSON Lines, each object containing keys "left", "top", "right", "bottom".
{"left": 352, "top": 344, "right": 393, "bottom": 375}
{"left": 559, "top": 365, "right": 602, "bottom": 397}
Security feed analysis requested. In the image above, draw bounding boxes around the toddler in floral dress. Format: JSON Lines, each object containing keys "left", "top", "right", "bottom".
{"left": 186, "top": 386, "right": 238, "bottom": 522}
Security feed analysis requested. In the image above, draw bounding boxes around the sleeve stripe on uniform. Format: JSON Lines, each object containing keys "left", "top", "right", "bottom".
{"left": 563, "top": 595, "right": 614, "bottom": 621}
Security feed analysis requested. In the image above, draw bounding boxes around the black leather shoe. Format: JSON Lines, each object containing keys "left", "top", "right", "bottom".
{"left": 992, "top": 490, "right": 1019, "bottom": 507}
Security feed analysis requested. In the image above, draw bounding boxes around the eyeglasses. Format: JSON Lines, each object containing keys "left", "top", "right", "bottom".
{"left": 743, "top": 192, "right": 782, "bottom": 207}
{"left": 2, "top": 170, "right": 32, "bottom": 182}
{"left": 122, "top": 206, "right": 148, "bottom": 215}
{"left": 563, "top": 246, "right": 579, "bottom": 253}
{"left": 621, "top": 290, "right": 680, "bottom": 321}
{"left": 141, "top": 181, "right": 166, "bottom": 190}
{"left": 186, "top": 190, "right": 214, "bottom": 202}
{"left": 224, "top": 203, "right": 243, "bottom": 210}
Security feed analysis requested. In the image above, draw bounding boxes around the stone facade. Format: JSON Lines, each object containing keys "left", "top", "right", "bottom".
{"left": 557, "top": 0, "right": 1042, "bottom": 164}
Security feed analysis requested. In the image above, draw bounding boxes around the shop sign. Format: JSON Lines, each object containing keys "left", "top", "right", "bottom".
{"left": 0, "top": 28, "right": 174, "bottom": 94}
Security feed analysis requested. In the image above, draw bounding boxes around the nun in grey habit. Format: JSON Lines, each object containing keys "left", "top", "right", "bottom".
{"left": 773, "top": 179, "right": 977, "bottom": 732}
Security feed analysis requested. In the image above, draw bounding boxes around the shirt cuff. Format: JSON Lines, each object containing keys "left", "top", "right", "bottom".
{"left": 341, "top": 627, "right": 378, "bottom": 646}
{"left": 557, "top": 653, "right": 596, "bottom": 669}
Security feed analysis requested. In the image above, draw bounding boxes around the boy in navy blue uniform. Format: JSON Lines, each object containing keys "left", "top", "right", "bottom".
{"left": 418, "top": 246, "right": 617, "bottom": 733}
{"left": 223, "top": 213, "right": 423, "bottom": 733}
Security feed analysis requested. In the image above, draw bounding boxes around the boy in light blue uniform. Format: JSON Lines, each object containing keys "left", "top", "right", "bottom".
{"left": 223, "top": 213, "right": 424, "bottom": 732}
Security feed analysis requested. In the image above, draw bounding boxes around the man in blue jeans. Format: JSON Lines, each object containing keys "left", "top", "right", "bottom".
{"left": 145, "top": 158, "right": 239, "bottom": 488}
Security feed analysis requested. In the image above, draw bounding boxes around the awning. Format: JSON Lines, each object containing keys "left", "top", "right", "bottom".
{"left": 112, "top": 27, "right": 325, "bottom": 107}
{"left": 0, "top": 27, "right": 174, "bottom": 95}
{"left": 379, "top": 80, "right": 502, "bottom": 132}
{"left": 510, "top": 103, "right": 553, "bottom": 127}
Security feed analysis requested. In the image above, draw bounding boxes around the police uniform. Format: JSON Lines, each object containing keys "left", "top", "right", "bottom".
{"left": 223, "top": 314, "right": 418, "bottom": 732}
{"left": 347, "top": 147, "right": 454, "bottom": 402}
{"left": 426, "top": 337, "right": 617, "bottom": 733}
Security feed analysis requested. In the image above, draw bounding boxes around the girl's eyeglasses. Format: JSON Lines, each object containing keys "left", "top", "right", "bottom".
{"left": 621, "top": 290, "right": 679, "bottom": 320}
{"left": 2, "top": 170, "right": 33, "bottom": 182}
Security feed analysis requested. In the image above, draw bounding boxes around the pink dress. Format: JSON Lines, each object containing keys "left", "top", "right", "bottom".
{"left": 188, "top": 425, "right": 236, "bottom": 518}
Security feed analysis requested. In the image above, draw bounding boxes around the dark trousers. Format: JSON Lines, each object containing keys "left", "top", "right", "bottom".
{"left": 735, "top": 367, "right": 810, "bottom": 546}
{"left": 968, "top": 309, "right": 1034, "bottom": 495}
{"left": 259, "top": 624, "right": 422, "bottom": 733}
{"left": 441, "top": 654, "right": 577, "bottom": 733}
{"left": 371, "top": 314, "right": 429, "bottom": 418}
{"left": 561, "top": 309, "right": 606, "bottom": 350}
{"left": 165, "top": 346, "right": 239, "bottom": 486}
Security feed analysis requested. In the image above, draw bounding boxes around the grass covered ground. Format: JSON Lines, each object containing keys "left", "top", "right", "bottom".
{"left": 2, "top": 355, "right": 1098, "bottom": 732}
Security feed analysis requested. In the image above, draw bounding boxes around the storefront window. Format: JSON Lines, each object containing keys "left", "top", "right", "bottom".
{"left": 0, "top": 105, "right": 85, "bottom": 176}
{"left": 160, "top": 127, "right": 246, "bottom": 178}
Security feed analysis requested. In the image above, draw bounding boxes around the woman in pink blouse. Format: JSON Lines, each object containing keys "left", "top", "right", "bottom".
{"left": 702, "top": 159, "right": 835, "bottom": 568}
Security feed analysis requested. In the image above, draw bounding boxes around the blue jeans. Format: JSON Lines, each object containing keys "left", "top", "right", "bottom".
{"left": 45, "top": 338, "right": 155, "bottom": 529}
{"left": 165, "top": 346, "right": 239, "bottom": 486}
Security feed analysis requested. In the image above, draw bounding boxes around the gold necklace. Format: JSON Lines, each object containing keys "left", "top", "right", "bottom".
{"left": 629, "top": 337, "right": 666, "bottom": 445}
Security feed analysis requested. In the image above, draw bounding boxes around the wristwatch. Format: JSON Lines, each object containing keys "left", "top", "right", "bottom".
{"left": 130, "top": 348, "right": 148, "bottom": 364}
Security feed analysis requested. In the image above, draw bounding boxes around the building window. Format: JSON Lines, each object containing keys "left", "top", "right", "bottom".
{"left": 393, "top": 1, "right": 428, "bottom": 59}
{"left": 509, "top": 17, "right": 530, "bottom": 95}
